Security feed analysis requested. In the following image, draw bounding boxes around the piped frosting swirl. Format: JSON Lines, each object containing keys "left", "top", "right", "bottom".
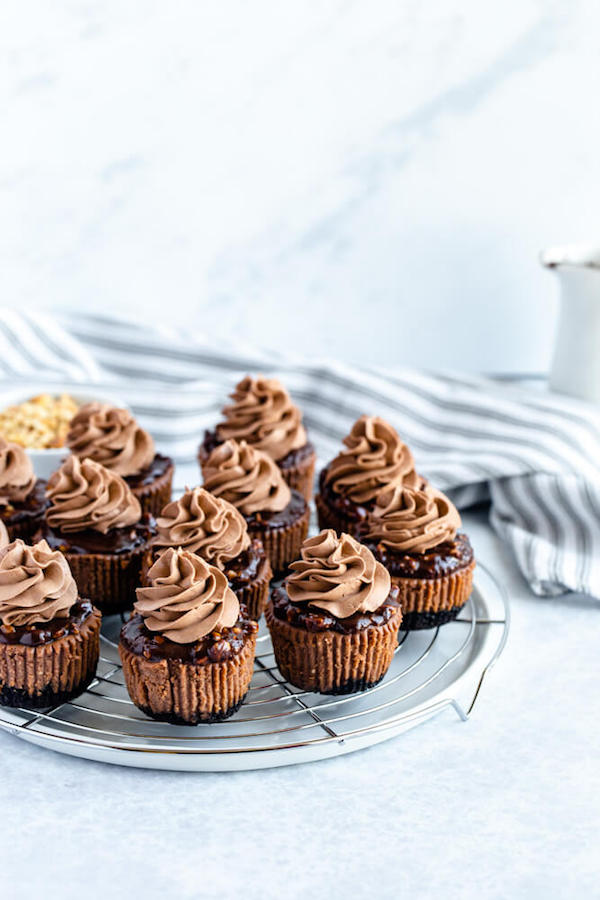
{"left": 134, "top": 547, "right": 239, "bottom": 643}
{"left": 154, "top": 487, "right": 250, "bottom": 568}
{"left": 203, "top": 439, "right": 291, "bottom": 514}
{"left": 367, "top": 484, "right": 461, "bottom": 552}
{"left": 0, "top": 436, "right": 36, "bottom": 505}
{"left": 66, "top": 403, "right": 155, "bottom": 477}
{"left": 216, "top": 375, "right": 306, "bottom": 461}
{"left": 0, "top": 539, "right": 77, "bottom": 626}
{"left": 286, "top": 529, "right": 390, "bottom": 618}
{"left": 46, "top": 456, "right": 141, "bottom": 534}
{"left": 325, "top": 416, "right": 419, "bottom": 503}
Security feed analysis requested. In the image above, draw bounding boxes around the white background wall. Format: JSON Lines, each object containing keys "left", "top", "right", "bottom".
{"left": 2, "top": 0, "right": 599, "bottom": 372}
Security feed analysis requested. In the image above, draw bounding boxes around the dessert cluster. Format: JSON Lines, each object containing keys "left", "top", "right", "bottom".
{"left": 0, "top": 376, "right": 474, "bottom": 724}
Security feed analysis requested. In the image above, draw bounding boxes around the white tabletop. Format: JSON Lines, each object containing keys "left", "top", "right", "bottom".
{"left": 2, "top": 508, "right": 597, "bottom": 900}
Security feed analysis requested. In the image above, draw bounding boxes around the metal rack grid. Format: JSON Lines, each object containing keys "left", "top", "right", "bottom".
{"left": 0, "top": 562, "right": 509, "bottom": 771}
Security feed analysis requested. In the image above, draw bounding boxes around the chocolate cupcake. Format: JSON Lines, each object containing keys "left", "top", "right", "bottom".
{"left": 120, "top": 547, "right": 257, "bottom": 724}
{"left": 266, "top": 530, "right": 402, "bottom": 694}
{"left": 358, "top": 484, "right": 475, "bottom": 629}
{"left": 66, "top": 403, "right": 173, "bottom": 517}
{"left": 151, "top": 487, "right": 272, "bottom": 620}
{"left": 199, "top": 375, "right": 316, "bottom": 501}
{"left": 0, "top": 539, "right": 101, "bottom": 708}
{"left": 315, "top": 415, "right": 424, "bottom": 536}
{"left": 36, "top": 456, "right": 156, "bottom": 615}
{"left": 0, "top": 436, "right": 48, "bottom": 541}
{"left": 202, "top": 439, "right": 309, "bottom": 575}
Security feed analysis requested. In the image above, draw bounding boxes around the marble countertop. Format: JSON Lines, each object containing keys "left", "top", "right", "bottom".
{"left": 1, "top": 509, "right": 597, "bottom": 900}
{"left": 3, "top": 1, "right": 600, "bottom": 373}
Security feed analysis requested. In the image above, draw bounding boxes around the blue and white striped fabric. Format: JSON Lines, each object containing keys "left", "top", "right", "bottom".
{"left": 1, "top": 308, "right": 600, "bottom": 601}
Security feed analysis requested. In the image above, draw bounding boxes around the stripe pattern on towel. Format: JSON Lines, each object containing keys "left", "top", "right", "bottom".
{"left": 1, "top": 309, "right": 600, "bottom": 600}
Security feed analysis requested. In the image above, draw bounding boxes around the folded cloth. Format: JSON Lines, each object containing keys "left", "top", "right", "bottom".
{"left": 1, "top": 308, "right": 599, "bottom": 600}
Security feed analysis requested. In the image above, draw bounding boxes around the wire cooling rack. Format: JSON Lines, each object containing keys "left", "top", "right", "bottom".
{"left": 0, "top": 562, "right": 508, "bottom": 771}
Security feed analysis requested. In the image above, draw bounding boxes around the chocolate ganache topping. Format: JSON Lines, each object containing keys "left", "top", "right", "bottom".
{"left": 0, "top": 538, "right": 77, "bottom": 627}
{"left": 286, "top": 529, "right": 390, "bottom": 618}
{"left": 0, "top": 436, "right": 36, "bottom": 505}
{"left": 203, "top": 439, "right": 291, "bottom": 515}
{"left": 46, "top": 455, "right": 141, "bottom": 534}
{"left": 154, "top": 487, "right": 250, "bottom": 568}
{"left": 0, "top": 521, "right": 8, "bottom": 549}
{"left": 216, "top": 375, "right": 306, "bottom": 462}
{"left": 325, "top": 415, "right": 419, "bottom": 503}
{"left": 367, "top": 484, "right": 461, "bottom": 552}
{"left": 134, "top": 547, "right": 239, "bottom": 643}
{"left": 66, "top": 403, "right": 155, "bottom": 477}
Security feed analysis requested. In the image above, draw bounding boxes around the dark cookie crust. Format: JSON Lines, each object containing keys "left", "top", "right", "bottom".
{"left": 136, "top": 695, "right": 246, "bottom": 725}
{"left": 401, "top": 606, "right": 465, "bottom": 631}
{"left": 0, "top": 673, "right": 97, "bottom": 709}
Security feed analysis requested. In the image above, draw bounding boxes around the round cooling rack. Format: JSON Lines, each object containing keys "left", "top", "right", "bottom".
{"left": 0, "top": 562, "right": 509, "bottom": 771}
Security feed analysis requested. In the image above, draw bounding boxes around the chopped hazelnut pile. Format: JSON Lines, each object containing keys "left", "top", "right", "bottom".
{"left": 0, "top": 393, "right": 79, "bottom": 449}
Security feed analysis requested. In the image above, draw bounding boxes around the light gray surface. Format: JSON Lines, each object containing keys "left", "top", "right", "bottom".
{"left": 3, "top": 1, "right": 600, "bottom": 372}
{"left": 1, "top": 510, "right": 598, "bottom": 900}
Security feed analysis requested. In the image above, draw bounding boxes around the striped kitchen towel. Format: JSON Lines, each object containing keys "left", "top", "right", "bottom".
{"left": 1, "top": 308, "right": 600, "bottom": 600}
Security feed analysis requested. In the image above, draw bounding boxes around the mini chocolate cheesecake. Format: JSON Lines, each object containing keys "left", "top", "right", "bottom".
{"left": 0, "top": 436, "right": 49, "bottom": 541}
{"left": 120, "top": 547, "right": 257, "bottom": 724}
{"left": 36, "top": 455, "right": 156, "bottom": 615}
{"left": 202, "top": 439, "right": 309, "bottom": 575}
{"left": 198, "top": 375, "right": 316, "bottom": 502}
{"left": 66, "top": 403, "right": 173, "bottom": 517}
{"left": 151, "top": 486, "right": 272, "bottom": 620}
{"left": 315, "top": 416, "right": 425, "bottom": 536}
{"left": 266, "top": 530, "right": 402, "bottom": 694}
{"left": 357, "top": 484, "right": 475, "bottom": 630}
{"left": 0, "top": 539, "right": 101, "bottom": 708}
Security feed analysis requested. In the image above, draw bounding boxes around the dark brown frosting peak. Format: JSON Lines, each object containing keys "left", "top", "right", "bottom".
{"left": 134, "top": 547, "right": 239, "bottom": 643}
{"left": 203, "top": 439, "right": 291, "bottom": 514}
{"left": 154, "top": 487, "right": 250, "bottom": 568}
{"left": 367, "top": 484, "right": 461, "bottom": 552}
{"left": 216, "top": 375, "right": 306, "bottom": 461}
{"left": 46, "top": 455, "right": 141, "bottom": 534}
{"left": 0, "top": 436, "right": 36, "bottom": 505}
{"left": 0, "top": 521, "right": 8, "bottom": 549}
{"left": 286, "top": 529, "right": 390, "bottom": 618}
{"left": 0, "top": 539, "right": 77, "bottom": 626}
{"left": 325, "top": 415, "right": 419, "bottom": 503}
{"left": 66, "top": 403, "right": 155, "bottom": 477}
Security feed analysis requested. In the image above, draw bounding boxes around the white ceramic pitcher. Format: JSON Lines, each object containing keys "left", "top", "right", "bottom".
{"left": 541, "top": 243, "right": 600, "bottom": 403}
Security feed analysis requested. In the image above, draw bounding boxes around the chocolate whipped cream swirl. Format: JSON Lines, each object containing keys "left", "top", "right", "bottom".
{"left": 0, "top": 436, "right": 36, "bottom": 505}
{"left": 286, "top": 529, "right": 390, "bottom": 618}
{"left": 46, "top": 456, "right": 141, "bottom": 534}
{"left": 367, "top": 485, "right": 461, "bottom": 552}
{"left": 325, "top": 415, "right": 420, "bottom": 503}
{"left": 134, "top": 547, "right": 239, "bottom": 643}
{"left": 66, "top": 403, "right": 155, "bottom": 477}
{"left": 0, "top": 521, "right": 8, "bottom": 549}
{"left": 154, "top": 487, "right": 250, "bottom": 568}
{"left": 203, "top": 439, "right": 291, "bottom": 515}
{"left": 0, "top": 538, "right": 77, "bottom": 626}
{"left": 216, "top": 375, "right": 307, "bottom": 461}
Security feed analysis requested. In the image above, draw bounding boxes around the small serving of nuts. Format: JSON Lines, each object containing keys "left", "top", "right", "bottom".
{"left": 0, "top": 393, "right": 79, "bottom": 449}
